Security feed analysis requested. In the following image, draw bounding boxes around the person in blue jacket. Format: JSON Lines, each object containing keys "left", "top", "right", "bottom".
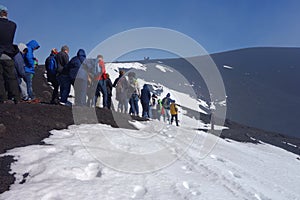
{"left": 140, "top": 84, "right": 151, "bottom": 118}
{"left": 67, "top": 49, "right": 88, "bottom": 106}
{"left": 23, "top": 40, "right": 40, "bottom": 100}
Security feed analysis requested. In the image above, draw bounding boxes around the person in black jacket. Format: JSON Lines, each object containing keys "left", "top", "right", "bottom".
{"left": 0, "top": 5, "right": 20, "bottom": 103}
{"left": 140, "top": 84, "right": 151, "bottom": 118}
{"left": 56, "top": 45, "right": 70, "bottom": 105}
{"left": 106, "top": 73, "right": 113, "bottom": 110}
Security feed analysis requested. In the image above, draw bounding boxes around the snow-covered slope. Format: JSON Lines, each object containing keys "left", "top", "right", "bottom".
{"left": 1, "top": 61, "right": 299, "bottom": 199}
{"left": 105, "top": 62, "right": 210, "bottom": 114}
{"left": 1, "top": 119, "right": 299, "bottom": 199}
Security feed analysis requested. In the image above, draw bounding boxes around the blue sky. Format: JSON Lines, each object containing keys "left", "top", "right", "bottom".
{"left": 2, "top": 0, "right": 300, "bottom": 62}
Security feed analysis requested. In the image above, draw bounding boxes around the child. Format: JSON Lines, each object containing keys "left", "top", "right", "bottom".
{"left": 170, "top": 100, "right": 179, "bottom": 126}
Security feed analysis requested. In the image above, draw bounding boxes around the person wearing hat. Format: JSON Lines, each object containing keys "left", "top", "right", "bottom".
{"left": 0, "top": 5, "right": 20, "bottom": 103}
{"left": 170, "top": 99, "right": 179, "bottom": 126}
{"left": 161, "top": 93, "right": 172, "bottom": 123}
{"left": 45, "top": 48, "right": 59, "bottom": 104}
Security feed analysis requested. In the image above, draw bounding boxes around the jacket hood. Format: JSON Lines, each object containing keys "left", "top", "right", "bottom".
{"left": 77, "top": 49, "right": 86, "bottom": 58}
{"left": 26, "top": 40, "right": 40, "bottom": 50}
{"left": 143, "top": 84, "right": 149, "bottom": 90}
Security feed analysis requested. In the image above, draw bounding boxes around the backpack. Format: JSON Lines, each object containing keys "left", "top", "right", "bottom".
{"left": 47, "top": 56, "right": 57, "bottom": 75}
{"left": 83, "top": 58, "right": 101, "bottom": 77}
{"left": 162, "top": 97, "right": 170, "bottom": 109}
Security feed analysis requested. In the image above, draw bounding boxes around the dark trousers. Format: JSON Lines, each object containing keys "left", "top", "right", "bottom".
{"left": 48, "top": 76, "right": 59, "bottom": 103}
{"left": 74, "top": 78, "right": 87, "bottom": 106}
{"left": 171, "top": 114, "right": 179, "bottom": 126}
{"left": 0, "top": 59, "right": 20, "bottom": 102}
{"left": 142, "top": 102, "right": 150, "bottom": 118}
{"left": 94, "top": 80, "right": 107, "bottom": 107}
{"left": 57, "top": 74, "right": 71, "bottom": 103}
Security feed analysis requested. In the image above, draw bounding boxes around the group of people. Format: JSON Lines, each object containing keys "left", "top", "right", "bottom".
{"left": 113, "top": 71, "right": 180, "bottom": 126}
{"left": 0, "top": 4, "right": 180, "bottom": 126}
{"left": 0, "top": 4, "right": 40, "bottom": 104}
{"left": 45, "top": 47, "right": 112, "bottom": 108}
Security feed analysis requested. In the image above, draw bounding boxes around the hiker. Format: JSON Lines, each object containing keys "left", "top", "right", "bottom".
{"left": 113, "top": 70, "right": 129, "bottom": 113}
{"left": 67, "top": 49, "right": 87, "bottom": 106}
{"left": 56, "top": 45, "right": 70, "bottom": 106}
{"left": 162, "top": 93, "right": 172, "bottom": 123}
{"left": 156, "top": 99, "right": 163, "bottom": 121}
{"left": 24, "top": 40, "right": 40, "bottom": 101}
{"left": 0, "top": 5, "right": 20, "bottom": 104}
{"left": 150, "top": 93, "right": 158, "bottom": 119}
{"left": 16, "top": 43, "right": 28, "bottom": 100}
{"left": 45, "top": 48, "right": 59, "bottom": 104}
{"left": 170, "top": 99, "right": 179, "bottom": 126}
{"left": 128, "top": 72, "right": 140, "bottom": 116}
{"left": 140, "top": 84, "right": 151, "bottom": 118}
{"left": 106, "top": 73, "right": 113, "bottom": 110}
{"left": 94, "top": 55, "right": 107, "bottom": 108}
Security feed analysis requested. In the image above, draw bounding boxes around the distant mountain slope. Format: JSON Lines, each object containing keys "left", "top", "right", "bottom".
{"left": 141, "top": 47, "right": 300, "bottom": 138}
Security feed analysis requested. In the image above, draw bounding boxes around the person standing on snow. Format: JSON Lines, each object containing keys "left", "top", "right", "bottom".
{"left": 128, "top": 72, "right": 140, "bottom": 116}
{"left": 113, "top": 70, "right": 129, "bottom": 113}
{"left": 23, "top": 40, "right": 40, "bottom": 101}
{"left": 170, "top": 99, "right": 179, "bottom": 126}
{"left": 140, "top": 84, "right": 151, "bottom": 118}
{"left": 162, "top": 93, "right": 172, "bottom": 123}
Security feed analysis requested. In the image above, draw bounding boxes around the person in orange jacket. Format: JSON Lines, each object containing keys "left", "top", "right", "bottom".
{"left": 94, "top": 55, "right": 107, "bottom": 108}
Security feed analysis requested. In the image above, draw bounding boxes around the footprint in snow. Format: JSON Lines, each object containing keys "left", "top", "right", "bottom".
{"left": 182, "top": 181, "right": 201, "bottom": 196}
{"left": 228, "top": 170, "right": 242, "bottom": 179}
{"left": 131, "top": 185, "right": 147, "bottom": 199}
{"left": 210, "top": 154, "right": 226, "bottom": 163}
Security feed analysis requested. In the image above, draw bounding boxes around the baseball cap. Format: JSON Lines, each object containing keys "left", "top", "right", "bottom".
{"left": 0, "top": 5, "right": 8, "bottom": 12}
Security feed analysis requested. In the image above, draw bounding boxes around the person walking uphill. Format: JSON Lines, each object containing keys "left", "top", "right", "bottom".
{"left": 94, "top": 55, "right": 107, "bottom": 108}
{"left": 0, "top": 5, "right": 20, "bottom": 103}
{"left": 56, "top": 45, "right": 70, "bottom": 106}
{"left": 24, "top": 40, "right": 40, "bottom": 101}
{"left": 140, "top": 84, "right": 151, "bottom": 118}
{"left": 45, "top": 48, "right": 59, "bottom": 104}
{"left": 113, "top": 70, "right": 129, "bottom": 113}
{"left": 162, "top": 93, "right": 172, "bottom": 123}
{"left": 128, "top": 72, "right": 140, "bottom": 116}
{"left": 170, "top": 100, "right": 179, "bottom": 126}
{"left": 67, "top": 49, "right": 87, "bottom": 106}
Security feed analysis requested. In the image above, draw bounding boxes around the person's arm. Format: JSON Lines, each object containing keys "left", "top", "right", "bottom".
{"left": 25, "top": 48, "right": 35, "bottom": 68}
{"left": 107, "top": 79, "right": 113, "bottom": 89}
{"left": 112, "top": 77, "right": 119, "bottom": 87}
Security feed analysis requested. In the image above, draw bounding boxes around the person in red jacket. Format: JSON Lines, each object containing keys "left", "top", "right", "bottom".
{"left": 94, "top": 55, "right": 107, "bottom": 108}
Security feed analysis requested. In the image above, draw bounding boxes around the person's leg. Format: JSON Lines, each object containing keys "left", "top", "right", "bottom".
{"left": 74, "top": 79, "right": 87, "bottom": 106}
{"left": 171, "top": 115, "right": 174, "bottom": 125}
{"left": 24, "top": 72, "right": 34, "bottom": 99}
{"left": 175, "top": 114, "right": 179, "bottom": 126}
{"left": 0, "top": 61, "right": 5, "bottom": 102}
{"left": 166, "top": 109, "right": 170, "bottom": 123}
{"left": 94, "top": 81, "right": 101, "bottom": 107}
{"left": 99, "top": 80, "right": 107, "bottom": 108}
{"left": 3, "top": 60, "right": 20, "bottom": 102}
{"left": 142, "top": 103, "right": 147, "bottom": 118}
{"left": 58, "top": 75, "right": 71, "bottom": 103}
{"left": 19, "top": 78, "right": 28, "bottom": 100}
